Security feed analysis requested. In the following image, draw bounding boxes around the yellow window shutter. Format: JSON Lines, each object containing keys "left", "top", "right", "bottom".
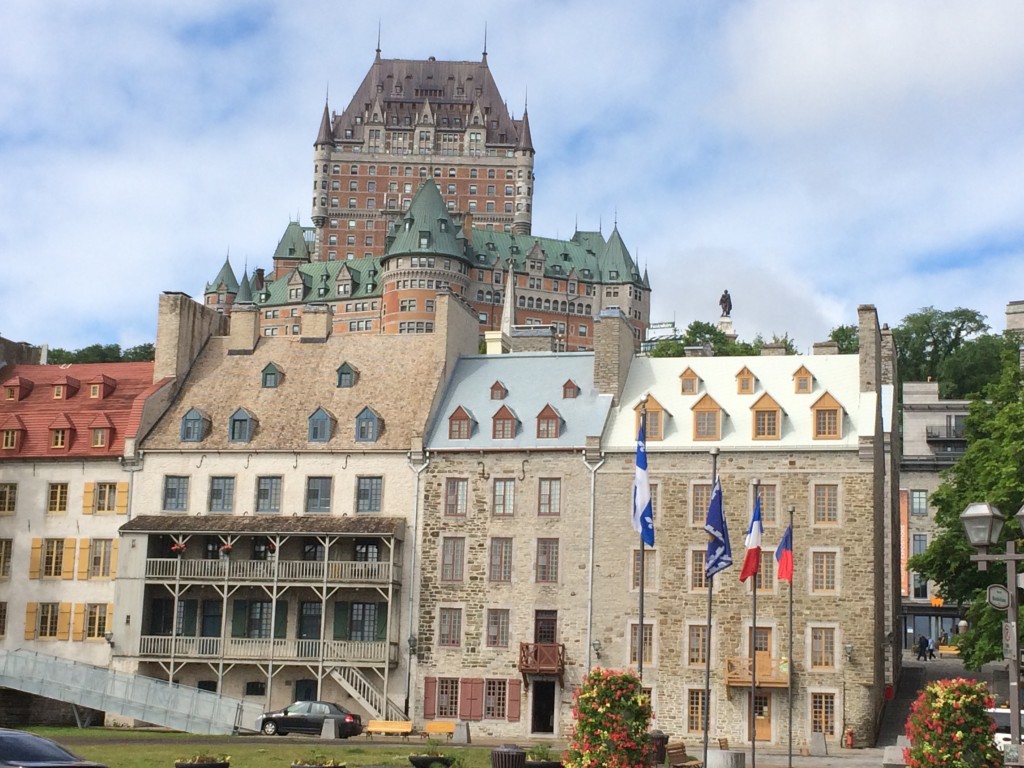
{"left": 72, "top": 604, "right": 86, "bottom": 641}
{"left": 82, "top": 482, "right": 95, "bottom": 514}
{"left": 29, "top": 538, "right": 42, "bottom": 579}
{"left": 106, "top": 603, "right": 114, "bottom": 634}
{"left": 24, "top": 603, "right": 37, "bottom": 640}
{"left": 115, "top": 482, "right": 129, "bottom": 515}
{"left": 77, "top": 539, "right": 91, "bottom": 580}
{"left": 57, "top": 602, "right": 72, "bottom": 640}
{"left": 110, "top": 540, "right": 119, "bottom": 578}
{"left": 61, "top": 539, "right": 77, "bottom": 580}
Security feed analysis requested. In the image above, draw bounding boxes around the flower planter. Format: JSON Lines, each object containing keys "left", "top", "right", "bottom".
{"left": 408, "top": 755, "right": 454, "bottom": 768}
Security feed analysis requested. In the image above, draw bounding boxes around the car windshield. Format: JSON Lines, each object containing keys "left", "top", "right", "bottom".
{"left": 1, "top": 733, "right": 79, "bottom": 760}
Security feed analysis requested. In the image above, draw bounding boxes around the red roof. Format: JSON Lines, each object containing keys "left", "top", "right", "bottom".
{"left": 0, "top": 362, "right": 155, "bottom": 459}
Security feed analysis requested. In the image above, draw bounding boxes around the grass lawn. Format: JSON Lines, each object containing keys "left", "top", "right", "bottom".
{"left": 27, "top": 728, "right": 502, "bottom": 768}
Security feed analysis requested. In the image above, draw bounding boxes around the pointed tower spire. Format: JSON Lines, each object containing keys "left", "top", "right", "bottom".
{"left": 516, "top": 101, "right": 534, "bottom": 153}
{"left": 500, "top": 258, "right": 516, "bottom": 337}
{"left": 483, "top": 23, "right": 488, "bottom": 63}
{"left": 315, "top": 100, "right": 334, "bottom": 147}
{"left": 236, "top": 268, "right": 254, "bottom": 305}
{"left": 376, "top": 21, "right": 382, "bottom": 60}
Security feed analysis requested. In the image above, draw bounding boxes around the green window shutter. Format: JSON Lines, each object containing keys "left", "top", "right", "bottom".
{"left": 375, "top": 603, "right": 388, "bottom": 641}
{"left": 231, "top": 600, "right": 247, "bottom": 638}
{"left": 333, "top": 602, "right": 350, "bottom": 640}
{"left": 274, "top": 599, "right": 288, "bottom": 639}
{"left": 181, "top": 600, "right": 198, "bottom": 636}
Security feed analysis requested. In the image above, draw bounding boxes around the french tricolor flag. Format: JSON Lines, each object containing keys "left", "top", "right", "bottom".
{"left": 739, "top": 495, "right": 763, "bottom": 582}
{"left": 775, "top": 525, "right": 794, "bottom": 583}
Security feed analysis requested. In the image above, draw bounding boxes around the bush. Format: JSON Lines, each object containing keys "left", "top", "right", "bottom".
{"left": 564, "top": 668, "right": 652, "bottom": 768}
{"left": 903, "top": 677, "right": 1000, "bottom": 768}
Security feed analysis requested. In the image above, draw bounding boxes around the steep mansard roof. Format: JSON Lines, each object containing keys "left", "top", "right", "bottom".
{"left": 385, "top": 179, "right": 466, "bottom": 260}
{"left": 274, "top": 221, "right": 313, "bottom": 263}
{"left": 205, "top": 256, "right": 240, "bottom": 295}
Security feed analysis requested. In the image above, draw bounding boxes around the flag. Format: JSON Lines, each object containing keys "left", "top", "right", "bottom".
{"left": 775, "top": 525, "right": 794, "bottom": 583}
{"left": 632, "top": 413, "right": 655, "bottom": 547}
{"left": 704, "top": 478, "right": 732, "bottom": 578}
{"left": 739, "top": 494, "right": 764, "bottom": 582}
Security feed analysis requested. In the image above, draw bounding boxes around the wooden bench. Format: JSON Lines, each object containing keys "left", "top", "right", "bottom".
{"left": 364, "top": 720, "right": 414, "bottom": 739}
{"left": 420, "top": 721, "right": 456, "bottom": 740}
{"left": 938, "top": 644, "right": 960, "bottom": 657}
{"left": 665, "top": 743, "right": 703, "bottom": 768}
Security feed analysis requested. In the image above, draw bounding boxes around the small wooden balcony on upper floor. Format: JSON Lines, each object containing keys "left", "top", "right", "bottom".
{"left": 725, "top": 655, "right": 791, "bottom": 688}
{"left": 518, "top": 642, "right": 566, "bottom": 685}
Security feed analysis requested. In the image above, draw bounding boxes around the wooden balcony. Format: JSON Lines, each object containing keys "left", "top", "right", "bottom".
{"left": 138, "top": 635, "right": 399, "bottom": 666}
{"left": 518, "top": 642, "right": 565, "bottom": 685}
{"left": 725, "top": 655, "right": 790, "bottom": 688}
{"left": 144, "top": 557, "right": 398, "bottom": 586}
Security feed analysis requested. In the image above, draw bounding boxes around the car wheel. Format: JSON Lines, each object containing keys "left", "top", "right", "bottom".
{"left": 261, "top": 720, "right": 279, "bottom": 736}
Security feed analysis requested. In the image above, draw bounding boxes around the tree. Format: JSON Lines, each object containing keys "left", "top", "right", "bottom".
{"left": 122, "top": 343, "right": 155, "bottom": 362}
{"left": 45, "top": 343, "right": 154, "bottom": 364}
{"left": 903, "top": 678, "right": 1000, "bottom": 768}
{"left": 647, "top": 322, "right": 798, "bottom": 357}
{"left": 937, "top": 334, "right": 1009, "bottom": 399}
{"left": 564, "top": 668, "right": 652, "bottom": 768}
{"left": 828, "top": 324, "right": 859, "bottom": 354}
{"left": 893, "top": 307, "right": 989, "bottom": 383}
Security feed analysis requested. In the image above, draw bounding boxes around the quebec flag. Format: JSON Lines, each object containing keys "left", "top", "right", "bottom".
{"left": 632, "top": 413, "right": 655, "bottom": 547}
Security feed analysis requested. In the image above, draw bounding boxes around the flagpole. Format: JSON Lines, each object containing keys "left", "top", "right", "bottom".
{"left": 637, "top": 399, "right": 648, "bottom": 683}
{"left": 750, "top": 479, "right": 759, "bottom": 768}
{"left": 701, "top": 448, "right": 719, "bottom": 768}
{"left": 787, "top": 504, "right": 795, "bottom": 768}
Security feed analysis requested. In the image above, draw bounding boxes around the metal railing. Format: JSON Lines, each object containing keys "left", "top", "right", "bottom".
{"left": 144, "top": 558, "right": 397, "bottom": 584}
{"left": 138, "top": 636, "right": 397, "bottom": 664}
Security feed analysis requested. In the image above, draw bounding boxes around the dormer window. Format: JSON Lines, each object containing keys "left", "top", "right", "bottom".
{"left": 490, "top": 381, "right": 507, "bottom": 400}
{"left": 812, "top": 393, "right": 843, "bottom": 440}
{"left": 180, "top": 408, "right": 209, "bottom": 442}
{"left": 228, "top": 408, "right": 256, "bottom": 443}
{"left": 736, "top": 367, "right": 756, "bottom": 395}
{"left": 439, "top": 220, "right": 448, "bottom": 233}
{"left": 0, "top": 416, "right": 24, "bottom": 451}
{"left": 2, "top": 429, "right": 17, "bottom": 450}
{"left": 51, "top": 429, "right": 67, "bottom": 449}
{"left": 751, "top": 393, "right": 782, "bottom": 440}
{"left": 91, "top": 428, "right": 108, "bottom": 448}
{"left": 492, "top": 406, "right": 517, "bottom": 439}
{"left": 635, "top": 396, "right": 667, "bottom": 441}
{"left": 53, "top": 385, "right": 64, "bottom": 400}
{"left": 536, "top": 405, "right": 561, "bottom": 439}
{"left": 680, "top": 367, "right": 700, "bottom": 395}
{"left": 355, "top": 406, "right": 381, "bottom": 442}
{"left": 308, "top": 407, "right": 334, "bottom": 443}
{"left": 448, "top": 406, "right": 474, "bottom": 440}
{"left": 262, "top": 363, "right": 282, "bottom": 389}
{"left": 692, "top": 394, "right": 723, "bottom": 441}
{"left": 336, "top": 362, "right": 359, "bottom": 388}
{"left": 794, "top": 366, "right": 813, "bottom": 394}
{"left": 89, "top": 384, "right": 100, "bottom": 398}
{"left": 562, "top": 380, "right": 579, "bottom": 399}
{"left": 419, "top": 231, "right": 430, "bottom": 248}
{"left": 4, "top": 387, "right": 13, "bottom": 400}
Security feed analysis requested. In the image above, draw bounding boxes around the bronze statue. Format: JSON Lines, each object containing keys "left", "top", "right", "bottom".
{"left": 719, "top": 290, "right": 732, "bottom": 317}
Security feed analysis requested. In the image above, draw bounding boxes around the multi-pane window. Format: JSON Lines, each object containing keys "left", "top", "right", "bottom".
{"left": 438, "top": 607, "right": 462, "bottom": 647}
{"left": 305, "top": 477, "right": 332, "bottom": 513}
{"left": 811, "top": 551, "right": 838, "bottom": 593}
{"left": 493, "top": 414, "right": 515, "bottom": 439}
{"left": 754, "top": 551, "right": 775, "bottom": 590}
{"left": 43, "top": 539, "right": 64, "bottom": 577}
{"left": 441, "top": 538, "right": 465, "bottom": 582}
{"left": 814, "top": 408, "right": 840, "bottom": 438}
{"left": 538, "top": 478, "right": 561, "bottom": 516}
{"left": 51, "top": 429, "right": 66, "bottom": 448}
{"left": 486, "top": 609, "right": 510, "bottom": 647}
{"left": 492, "top": 479, "right": 514, "bottom": 516}
{"left": 630, "top": 622, "right": 654, "bottom": 664}
{"left": 0, "top": 539, "right": 11, "bottom": 577}
{"left": 445, "top": 478, "right": 468, "bottom": 516}
{"left": 489, "top": 538, "right": 513, "bottom": 582}
{"left": 687, "top": 624, "right": 708, "bottom": 666}
{"left": 910, "top": 490, "right": 928, "bottom": 516}
{"left": 162, "top": 476, "right": 189, "bottom": 511}
{"left": 537, "top": 415, "right": 559, "bottom": 438}
{"left": 691, "top": 484, "right": 712, "bottom": 525}
{"left": 632, "top": 549, "right": 656, "bottom": 590}
{"left": 690, "top": 550, "right": 707, "bottom": 590}
{"left": 536, "top": 538, "right": 559, "bottom": 583}
{"left": 811, "top": 692, "right": 836, "bottom": 735}
{"left": 758, "top": 484, "right": 777, "bottom": 524}
{"left": 449, "top": 416, "right": 471, "bottom": 439}
{"left": 247, "top": 601, "right": 273, "bottom": 638}
{"left": 350, "top": 603, "right": 379, "bottom": 642}
{"left": 357, "top": 477, "right": 383, "bottom": 513}
{"left": 96, "top": 483, "right": 117, "bottom": 512}
{"left": 912, "top": 534, "right": 928, "bottom": 598}
{"left": 38, "top": 603, "right": 59, "bottom": 638}
{"left": 2, "top": 429, "right": 16, "bottom": 449}
{"left": 0, "top": 602, "right": 6, "bottom": 636}
{"left": 810, "top": 627, "right": 836, "bottom": 669}
{"left": 813, "top": 485, "right": 838, "bottom": 524}
{"left": 436, "top": 678, "right": 459, "bottom": 718}
{"left": 484, "top": 679, "right": 507, "bottom": 718}
{"left": 686, "top": 689, "right": 706, "bottom": 733}
{"left": 694, "top": 410, "right": 718, "bottom": 439}
{"left": 48, "top": 483, "right": 68, "bottom": 514}
{"left": 85, "top": 603, "right": 107, "bottom": 638}
{"left": 0, "top": 484, "right": 15, "bottom": 513}
{"left": 754, "top": 409, "right": 779, "bottom": 438}
{"left": 308, "top": 409, "right": 331, "bottom": 442}
{"left": 91, "top": 428, "right": 107, "bottom": 448}
{"left": 256, "top": 477, "right": 282, "bottom": 513}
{"left": 209, "top": 477, "right": 235, "bottom": 513}
{"left": 89, "top": 539, "right": 113, "bottom": 578}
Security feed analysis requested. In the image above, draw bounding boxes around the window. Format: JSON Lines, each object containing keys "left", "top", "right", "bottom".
{"left": 88, "top": 539, "right": 113, "bottom": 578}
{"left": 85, "top": 603, "right": 108, "bottom": 639}
{"left": 736, "top": 368, "right": 755, "bottom": 394}
{"left": 813, "top": 484, "right": 839, "bottom": 524}
{"left": 484, "top": 679, "right": 507, "bottom": 718}
{"left": 794, "top": 366, "right": 813, "bottom": 393}
{"left": 38, "top": 603, "right": 60, "bottom": 638}
{"left": 753, "top": 406, "right": 780, "bottom": 439}
{"left": 348, "top": 602, "right": 380, "bottom": 642}
{"left": 537, "top": 408, "right": 560, "bottom": 438}
{"left": 1, "top": 430, "right": 16, "bottom": 449}
{"left": 355, "top": 407, "right": 380, "bottom": 442}
{"left": 536, "top": 538, "right": 559, "bottom": 583}
{"left": 811, "top": 692, "right": 836, "bottom": 736}
{"left": 448, "top": 410, "right": 472, "bottom": 439}
{"left": 754, "top": 550, "right": 775, "bottom": 590}
{"left": 694, "top": 410, "right": 718, "bottom": 440}
{"left": 632, "top": 548, "right": 656, "bottom": 590}
{"left": 812, "top": 393, "right": 842, "bottom": 439}
{"left": 490, "top": 381, "right": 507, "bottom": 400}
{"left": 336, "top": 363, "right": 358, "bottom": 388}
{"left": 630, "top": 622, "right": 654, "bottom": 664}
{"left": 305, "top": 477, "right": 332, "bottom": 513}
{"left": 811, "top": 551, "right": 838, "bottom": 593}
{"left": 180, "top": 407, "right": 208, "bottom": 441}
{"left": 441, "top": 537, "right": 465, "bottom": 581}
{"left": 357, "top": 476, "right": 383, "bottom": 513}
{"left": 492, "top": 409, "right": 516, "bottom": 439}
{"left": 445, "top": 478, "right": 468, "bottom": 516}
{"left": 261, "top": 364, "right": 281, "bottom": 388}
{"left": 489, "top": 538, "right": 513, "bottom": 582}
{"left": 691, "top": 483, "right": 712, "bottom": 525}
{"left": 209, "top": 477, "right": 235, "bottom": 513}
{"left": 810, "top": 627, "right": 836, "bottom": 669}
{"left": 680, "top": 368, "right": 700, "bottom": 394}
{"left": 437, "top": 678, "right": 459, "bottom": 718}
{"left": 245, "top": 681, "right": 267, "bottom": 696}
{"left": 563, "top": 380, "right": 579, "bottom": 399}
{"left": 43, "top": 539, "right": 64, "bottom": 577}
{"left": 0, "top": 602, "right": 5, "bottom": 636}
{"left": 758, "top": 484, "right": 777, "bottom": 524}
{"left": 910, "top": 490, "right": 928, "bottom": 516}
{"left": 162, "top": 476, "right": 189, "bottom": 512}
{"left": 95, "top": 483, "right": 117, "bottom": 512}
{"left": 687, "top": 624, "right": 708, "bottom": 666}
{"left": 51, "top": 429, "right": 66, "bottom": 448}
{"left": 438, "top": 607, "right": 462, "bottom": 647}
{"left": 690, "top": 550, "right": 707, "bottom": 591}
{"left": 53, "top": 384, "right": 64, "bottom": 399}
{"left": 687, "top": 689, "right": 707, "bottom": 733}
{"left": 635, "top": 397, "right": 666, "bottom": 441}
{"left": 245, "top": 600, "right": 274, "bottom": 638}
{"left": 492, "top": 479, "right": 514, "bottom": 516}
{"left": 0, "top": 539, "right": 11, "bottom": 577}
{"left": 91, "top": 428, "right": 107, "bottom": 448}
{"left": 0, "top": 484, "right": 15, "bottom": 513}
{"left": 256, "top": 477, "right": 282, "bottom": 513}
{"left": 228, "top": 408, "right": 254, "bottom": 442}
{"left": 538, "top": 479, "right": 561, "bottom": 516}
{"left": 486, "top": 609, "right": 510, "bottom": 648}
{"left": 912, "top": 534, "right": 928, "bottom": 598}
{"left": 308, "top": 408, "right": 332, "bottom": 442}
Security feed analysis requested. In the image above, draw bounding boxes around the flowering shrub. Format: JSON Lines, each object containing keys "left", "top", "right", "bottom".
{"left": 564, "top": 668, "right": 652, "bottom": 768}
{"left": 903, "top": 677, "right": 1000, "bottom": 768}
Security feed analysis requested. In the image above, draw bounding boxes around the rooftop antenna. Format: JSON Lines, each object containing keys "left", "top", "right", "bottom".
{"left": 376, "top": 20, "right": 381, "bottom": 57}
{"left": 483, "top": 23, "right": 488, "bottom": 61}
{"left": 614, "top": 206, "right": 618, "bottom": 228}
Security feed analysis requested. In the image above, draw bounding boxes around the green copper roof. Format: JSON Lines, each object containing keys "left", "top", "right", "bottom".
{"left": 274, "top": 221, "right": 312, "bottom": 263}
{"left": 205, "top": 256, "right": 239, "bottom": 295}
{"left": 256, "top": 256, "right": 383, "bottom": 306}
{"left": 385, "top": 180, "right": 465, "bottom": 260}
{"left": 236, "top": 268, "right": 253, "bottom": 304}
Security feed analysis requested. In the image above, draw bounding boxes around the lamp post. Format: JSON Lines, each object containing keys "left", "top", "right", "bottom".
{"left": 960, "top": 502, "right": 1022, "bottom": 765}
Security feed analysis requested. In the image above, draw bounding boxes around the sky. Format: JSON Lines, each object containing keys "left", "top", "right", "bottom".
{"left": 3, "top": 0, "right": 1024, "bottom": 353}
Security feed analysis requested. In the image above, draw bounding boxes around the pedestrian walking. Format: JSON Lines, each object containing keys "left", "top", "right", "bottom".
{"left": 928, "top": 636, "right": 937, "bottom": 660}
{"left": 917, "top": 634, "right": 928, "bottom": 660}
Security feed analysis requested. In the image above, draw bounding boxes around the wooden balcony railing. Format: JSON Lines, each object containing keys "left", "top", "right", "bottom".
{"left": 725, "top": 655, "right": 790, "bottom": 688}
{"left": 144, "top": 557, "right": 397, "bottom": 585}
{"left": 518, "top": 642, "right": 565, "bottom": 677}
{"left": 138, "top": 635, "right": 399, "bottom": 665}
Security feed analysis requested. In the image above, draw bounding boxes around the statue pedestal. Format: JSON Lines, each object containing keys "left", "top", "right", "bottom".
{"left": 716, "top": 315, "right": 737, "bottom": 342}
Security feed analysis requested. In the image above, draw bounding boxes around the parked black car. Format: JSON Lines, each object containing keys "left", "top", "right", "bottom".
{"left": 257, "top": 700, "right": 363, "bottom": 737}
{"left": 0, "top": 728, "right": 108, "bottom": 768}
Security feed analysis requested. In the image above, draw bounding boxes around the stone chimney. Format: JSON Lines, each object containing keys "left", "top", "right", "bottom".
{"left": 227, "top": 304, "right": 260, "bottom": 355}
{"left": 594, "top": 308, "right": 635, "bottom": 404}
{"left": 154, "top": 292, "right": 226, "bottom": 381}
{"left": 300, "top": 304, "right": 332, "bottom": 343}
{"left": 880, "top": 323, "right": 897, "bottom": 386}
{"left": 760, "top": 343, "right": 788, "bottom": 356}
{"left": 813, "top": 341, "right": 839, "bottom": 356}
{"left": 858, "top": 304, "right": 881, "bottom": 394}
{"left": 1006, "top": 300, "right": 1024, "bottom": 335}
{"left": 509, "top": 326, "right": 555, "bottom": 353}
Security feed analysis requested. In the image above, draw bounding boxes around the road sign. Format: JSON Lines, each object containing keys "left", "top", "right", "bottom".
{"left": 989, "top": 584, "right": 1011, "bottom": 611}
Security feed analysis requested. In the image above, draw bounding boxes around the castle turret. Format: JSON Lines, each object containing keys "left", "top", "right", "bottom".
{"left": 312, "top": 101, "right": 335, "bottom": 257}
{"left": 513, "top": 106, "right": 536, "bottom": 235}
{"left": 203, "top": 256, "right": 239, "bottom": 314}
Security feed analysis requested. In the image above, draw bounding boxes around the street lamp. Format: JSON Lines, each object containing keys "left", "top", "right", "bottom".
{"left": 960, "top": 502, "right": 1022, "bottom": 765}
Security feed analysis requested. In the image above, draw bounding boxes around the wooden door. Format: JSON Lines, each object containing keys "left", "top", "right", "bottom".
{"left": 751, "top": 692, "right": 771, "bottom": 741}
{"left": 750, "top": 626, "right": 772, "bottom": 682}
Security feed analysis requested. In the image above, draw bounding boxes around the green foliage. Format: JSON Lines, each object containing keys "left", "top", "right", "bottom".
{"left": 646, "top": 322, "right": 796, "bottom": 358}
{"left": 828, "top": 324, "right": 859, "bottom": 353}
{"left": 893, "top": 306, "right": 988, "bottom": 383}
{"left": 903, "top": 678, "right": 999, "bottom": 768}
{"left": 46, "top": 343, "right": 154, "bottom": 363}
{"left": 175, "top": 755, "right": 230, "bottom": 765}
{"left": 564, "top": 668, "right": 651, "bottom": 768}
{"left": 937, "top": 334, "right": 1011, "bottom": 399}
